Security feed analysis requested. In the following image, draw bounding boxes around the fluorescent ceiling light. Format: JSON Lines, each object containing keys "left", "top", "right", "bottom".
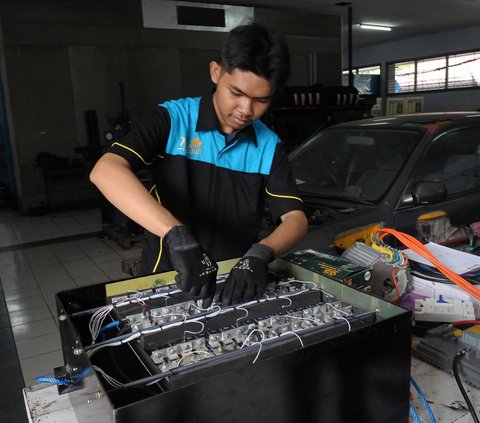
{"left": 359, "top": 24, "right": 391, "bottom": 31}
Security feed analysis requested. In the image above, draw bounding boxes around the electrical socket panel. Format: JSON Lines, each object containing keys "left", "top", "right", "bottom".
{"left": 414, "top": 297, "right": 475, "bottom": 322}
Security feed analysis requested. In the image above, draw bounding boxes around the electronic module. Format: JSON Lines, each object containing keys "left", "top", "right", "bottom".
{"left": 83, "top": 276, "right": 373, "bottom": 390}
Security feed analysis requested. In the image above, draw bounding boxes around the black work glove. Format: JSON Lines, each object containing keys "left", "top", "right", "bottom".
{"left": 222, "top": 243, "right": 276, "bottom": 306}
{"left": 164, "top": 225, "right": 218, "bottom": 308}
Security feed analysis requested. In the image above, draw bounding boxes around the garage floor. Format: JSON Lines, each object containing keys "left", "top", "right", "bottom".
{"left": 0, "top": 204, "right": 478, "bottom": 423}
{"left": 0, "top": 205, "right": 143, "bottom": 422}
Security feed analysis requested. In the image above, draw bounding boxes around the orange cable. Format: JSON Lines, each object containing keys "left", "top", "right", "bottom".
{"left": 372, "top": 228, "right": 480, "bottom": 300}
{"left": 390, "top": 268, "right": 401, "bottom": 301}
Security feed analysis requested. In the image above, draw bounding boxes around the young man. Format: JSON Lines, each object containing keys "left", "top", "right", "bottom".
{"left": 90, "top": 23, "right": 308, "bottom": 308}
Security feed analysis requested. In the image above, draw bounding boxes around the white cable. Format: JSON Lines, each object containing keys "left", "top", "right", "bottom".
{"left": 183, "top": 320, "right": 205, "bottom": 337}
{"left": 89, "top": 296, "right": 147, "bottom": 342}
{"left": 116, "top": 297, "right": 146, "bottom": 308}
{"left": 240, "top": 300, "right": 259, "bottom": 307}
{"left": 280, "top": 331, "right": 305, "bottom": 348}
{"left": 88, "top": 341, "right": 122, "bottom": 357}
{"left": 140, "top": 313, "right": 208, "bottom": 336}
{"left": 240, "top": 329, "right": 266, "bottom": 364}
{"left": 337, "top": 317, "right": 352, "bottom": 332}
{"left": 191, "top": 303, "right": 220, "bottom": 313}
{"left": 87, "top": 332, "right": 141, "bottom": 357}
{"left": 126, "top": 290, "right": 145, "bottom": 299}
{"left": 276, "top": 280, "right": 294, "bottom": 286}
{"left": 325, "top": 303, "right": 353, "bottom": 331}
{"left": 282, "top": 289, "right": 310, "bottom": 298}
{"left": 326, "top": 302, "right": 349, "bottom": 316}
{"left": 149, "top": 288, "right": 182, "bottom": 300}
{"left": 188, "top": 315, "right": 208, "bottom": 324}
{"left": 160, "top": 312, "right": 187, "bottom": 322}
{"left": 240, "top": 329, "right": 265, "bottom": 349}
{"left": 142, "top": 320, "right": 183, "bottom": 335}
{"left": 89, "top": 305, "right": 115, "bottom": 342}
{"left": 206, "top": 306, "right": 234, "bottom": 318}
{"left": 198, "top": 304, "right": 222, "bottom": 315}
{"left": 235, "top": 307, "right": 249, "bottom": 323}
{"left": 93, "top": 365, "right": 124, "bottom": 388}
{"left": 278, "top": 296, "right": 292, "bottom": 308}
{"left": 251, "top": 342, "right": 263, "bottom": 364}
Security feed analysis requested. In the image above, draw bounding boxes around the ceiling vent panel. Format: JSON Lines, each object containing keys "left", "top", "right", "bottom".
{"left": 142, "top": 0, "right": 254, "bottom": 32}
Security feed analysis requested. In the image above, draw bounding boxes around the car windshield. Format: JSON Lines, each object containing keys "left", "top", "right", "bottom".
{"left": 289, "top": 128, "right": 421, "bottom": 202}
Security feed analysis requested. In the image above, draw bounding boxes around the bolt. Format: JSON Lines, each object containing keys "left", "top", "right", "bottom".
{"left": 73, "top": 348, "right": 83, "bottom": 356}
{"left": 59, "top": 314, "right": 67, "bottom": 321}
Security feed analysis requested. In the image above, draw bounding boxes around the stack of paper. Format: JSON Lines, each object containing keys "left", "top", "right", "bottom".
{"left": 402, "top": 242, "right": 480, "bottom": 317}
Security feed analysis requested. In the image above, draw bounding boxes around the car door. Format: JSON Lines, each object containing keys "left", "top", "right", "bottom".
{"left": 393, "top": 125, "right": 480, "bottom": 237}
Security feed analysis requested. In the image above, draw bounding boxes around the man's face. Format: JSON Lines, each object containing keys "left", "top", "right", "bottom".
{"left": 210, "top": 61, "right": 273, "bottom": 134}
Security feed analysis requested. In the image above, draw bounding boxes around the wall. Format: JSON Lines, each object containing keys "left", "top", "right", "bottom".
{"left": 5, "top": 44, "right": 78, "bottom": 207}
{"left": 0, "top": 18, "right": 20, "bottom": 197}
{"left": 254, "top": 7, "right": 342, "bottom": 85}
{"left": 0, "top": 0, "right": 342, "bottom": 213}
{"left": 351, "top": 25, "right": 480, "bottom": 112}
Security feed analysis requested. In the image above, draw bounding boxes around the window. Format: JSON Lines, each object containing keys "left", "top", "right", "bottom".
{"left": 289, "top": 128, "right": 419, "bottom": 201}
{"left": 411, "top": 128, "right": 480, "bottom": 195}
{"left": 342, "top": 65, "right": 381, "bottom": 95}
{"left": 387, "top": 50, "right": 480, "bottom": 94}
{"left": 388, "top": 61, "right": 415, "bottom": 93}
{"left": 417, "top": 57, "right": 446, "bottom": 91}
{"left": 448, "top": 52, "right": 480, "bottom": 89}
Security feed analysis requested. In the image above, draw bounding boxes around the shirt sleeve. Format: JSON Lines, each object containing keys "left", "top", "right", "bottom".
{"left": 106, "top": 107, "right": 171, "bottom": 172}
{"left": 266, "top": 143, "right": 304, "bottom": 222}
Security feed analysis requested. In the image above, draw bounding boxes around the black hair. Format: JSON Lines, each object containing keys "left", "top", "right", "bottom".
{"left": 220, "top": 23, "right": 290, "bottom": 91}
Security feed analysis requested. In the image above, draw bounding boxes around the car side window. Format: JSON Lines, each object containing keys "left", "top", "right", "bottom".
{"left": 412, "top": 127, "right": 480, "bottom": 196}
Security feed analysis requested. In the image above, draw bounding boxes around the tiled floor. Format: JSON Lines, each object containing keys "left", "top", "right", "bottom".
{"left": 0, "top": 206, "right": 101, "bottom": 247}
{"left": 0, "top": 205, "right": 142, "bottom": 389}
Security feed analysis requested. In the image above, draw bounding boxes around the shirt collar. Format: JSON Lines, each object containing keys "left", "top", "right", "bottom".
{"left": 196, "top": 90, "right": 257, "bottom": 145}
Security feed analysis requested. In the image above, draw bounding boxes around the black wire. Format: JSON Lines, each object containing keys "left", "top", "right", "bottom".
{"left": 452, "top": 350, "right": 480, "bottom": 423}
{"left": 409, "top": 261, "right": 480, "bottom": 285}
{"left": 104, "top": 347, "right": 162, "bottom": 396}
{"left": 410, "top": 270, "right": 453, "bottom": 283}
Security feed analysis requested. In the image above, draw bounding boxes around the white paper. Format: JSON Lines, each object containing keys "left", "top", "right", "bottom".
{"left": 403, "top": 242, "right": 480, "bottom": 275}
{"left": 412, "top": 275, "right": 471, "bottom": 301}
{"left": 411, "top": 275, "right": 479, "bottom": 318}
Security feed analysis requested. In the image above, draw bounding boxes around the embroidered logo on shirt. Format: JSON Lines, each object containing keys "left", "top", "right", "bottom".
{"left": 177, "top": 137, "right": 202, "bottom": 155}
{"left": 186, "top": 138, "right": 202, "bottom": 155}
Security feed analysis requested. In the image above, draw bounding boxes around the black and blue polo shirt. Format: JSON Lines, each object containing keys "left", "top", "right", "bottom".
{"left": 108, "top": 92, "right": 303, "bottom": 274}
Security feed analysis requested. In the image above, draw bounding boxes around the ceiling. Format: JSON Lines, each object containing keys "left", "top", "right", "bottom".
{"left": 186, "top": 0, "right": 480, "bottom": 49}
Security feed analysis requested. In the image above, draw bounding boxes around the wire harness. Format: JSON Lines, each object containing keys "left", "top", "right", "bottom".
{"left": 372, "top": 228, "right": 480, "bottom": 300}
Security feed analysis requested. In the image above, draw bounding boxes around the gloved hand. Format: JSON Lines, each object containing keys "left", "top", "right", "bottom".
{"left": 222, "top": 243, "right": 276, "bottom": 306}
{"left": 164, "top": 225, "right": 218, "bottom": 308}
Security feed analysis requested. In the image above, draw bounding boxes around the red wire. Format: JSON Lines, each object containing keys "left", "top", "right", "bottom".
{"left": 452, "top": 320, "right": 480, "bottom": 327}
